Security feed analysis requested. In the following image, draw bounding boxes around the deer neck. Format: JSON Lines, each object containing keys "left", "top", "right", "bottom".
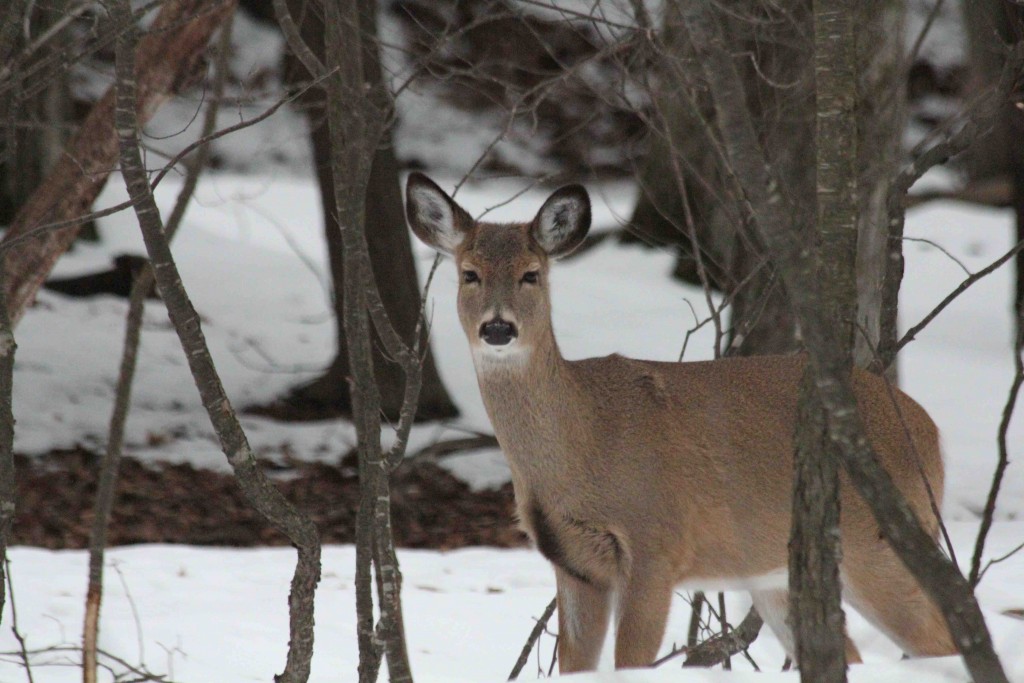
{"left": 471, "top": 326, "right": 582, "bottom": 476}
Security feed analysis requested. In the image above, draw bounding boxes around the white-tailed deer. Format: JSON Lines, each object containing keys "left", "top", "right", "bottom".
{"left": 405, "top": 173, "right": 956, "bottom": 672}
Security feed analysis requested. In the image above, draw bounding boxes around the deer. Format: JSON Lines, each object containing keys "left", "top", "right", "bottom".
{"left": 404, "top": 172, "right": 957, "bottom": 672}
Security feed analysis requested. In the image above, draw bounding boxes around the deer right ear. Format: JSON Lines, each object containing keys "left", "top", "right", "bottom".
{"left": 406, "top": 173, "right": 471, "bottom": 255}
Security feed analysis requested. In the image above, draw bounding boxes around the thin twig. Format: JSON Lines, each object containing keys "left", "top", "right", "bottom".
{"left": 508, "top": 596, "right": 557, "bottom": 680}
{"left": 893, "top": 238, "right": 1024, "bottom": 358}
{"left": 907, "top": 0, "right": 945, "bottom": 69}
{"left": 0, "top": 68, "right": 336, "bottom": 257}
{"left": 5, "top": 558, "right": 34, "bottom": 683}
{"left": 970, "top": 312, "right": 1024, "bottom": 586}
{"left": 977, "top": 540, "right": 1024, "bottom": 584}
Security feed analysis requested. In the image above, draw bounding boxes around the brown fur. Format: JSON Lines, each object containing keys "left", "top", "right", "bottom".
{"left": 406, "top": 174, "right": 956, "bottom": 672}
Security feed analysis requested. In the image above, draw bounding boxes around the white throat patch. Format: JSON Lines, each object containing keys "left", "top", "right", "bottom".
{"left": 471, "top": 343, "right": 531, "bottom": 372}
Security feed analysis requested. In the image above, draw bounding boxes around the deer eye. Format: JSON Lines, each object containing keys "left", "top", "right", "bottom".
{"left": 521, "top": 271, "right": 540, "bottom": 285}
{"left": 462, "top": 270, "right": 480, "bottom": 284}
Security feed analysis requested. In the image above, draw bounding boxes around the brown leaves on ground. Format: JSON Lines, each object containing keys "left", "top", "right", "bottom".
{"left": 13, "top": 448, "right": 526, "bottom": 550}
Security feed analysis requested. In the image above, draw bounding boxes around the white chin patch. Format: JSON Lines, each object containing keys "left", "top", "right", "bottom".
{"left": 472, "top": 342, "right": 530, "bottom": 370}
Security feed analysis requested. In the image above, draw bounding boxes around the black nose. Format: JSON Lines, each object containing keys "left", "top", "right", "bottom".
{"left": 480, "top": 318, "right": 518, "bottom": 346}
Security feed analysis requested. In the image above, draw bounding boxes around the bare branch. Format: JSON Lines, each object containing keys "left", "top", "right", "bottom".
{"left": 272, "top": 0, "right": 326, "bottom": 79}
{"left": 893, "top": 238, "right": 1024, "bottom": 357}
{"left": 877, "top": 41, "right": 1024, "bottom": 369}
{"left": 676, "top": 606, "right": 763, "bottom": 668}
{"left": 679, "top": 2, "right": 1008, "bottom": 679}
{"left": 970, "top": 311, "right": 1024, "bottom": 586}
{"left": 508, "top": 597, "right": 557, "bottom": 680}
{"left": 0, "top": 66, "right": 334, "bottom": 257}
{"left": 109, "top": 3, "right": 321, "bottom": 680}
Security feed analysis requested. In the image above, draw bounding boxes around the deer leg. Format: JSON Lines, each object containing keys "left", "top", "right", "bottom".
{"left": 613, "top": 567, "right": 672, "bottom": 668}
{"left": 556, "top": 568, "right": 611, "bottom": 673}
{"left": 751, "top": 588, "right": 863, "bottom": 664}
{"left": 842, "top": 550, "right": 955, "bottom": 657}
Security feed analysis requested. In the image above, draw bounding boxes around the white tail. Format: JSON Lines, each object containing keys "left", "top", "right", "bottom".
{"left": 406, "top": 173, "right": 956, "bottom": 672}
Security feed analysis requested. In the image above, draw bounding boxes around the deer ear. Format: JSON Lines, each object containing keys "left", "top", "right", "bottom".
{"left": 406, "top": 173, "right": 472, "bottom": 255}
{"left": 532, "top": 184, "right": 591, "bottom": 258}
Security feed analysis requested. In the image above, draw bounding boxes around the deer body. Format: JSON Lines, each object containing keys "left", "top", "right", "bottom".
{"left": 406, "top": 174, "right": 956, "bottom": 672}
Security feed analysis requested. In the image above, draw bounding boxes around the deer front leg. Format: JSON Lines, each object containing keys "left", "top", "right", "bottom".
{"left": 556, "top": 568, "right": 611, "bottom": 673}
{"left": 614, "top": 567, "right": 673, "bottom": 668}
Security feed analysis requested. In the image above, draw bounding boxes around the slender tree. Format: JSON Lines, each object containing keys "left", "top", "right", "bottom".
{"left": 110, "top": 2, "right": 321, "bottom": 679}
{"left": 261, "top": 0, "right": 458, "bottom": 423}
{"left": 787, "top": 0, "right": 859, "bottom": 679}
{"left": 679, "top": 2, "right": 1008, "bottom": 679}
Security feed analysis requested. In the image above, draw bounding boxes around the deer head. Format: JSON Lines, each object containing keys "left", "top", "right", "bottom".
{"left": 406, "top": 173, "right": 590, "bottom": 366}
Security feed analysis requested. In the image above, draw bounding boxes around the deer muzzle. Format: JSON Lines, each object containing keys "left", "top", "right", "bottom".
{"left": 480, "top": 318, "right": 518, "bottom": 346}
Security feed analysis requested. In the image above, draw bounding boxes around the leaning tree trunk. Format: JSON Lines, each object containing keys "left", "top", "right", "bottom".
{"left": 276, "top": 0, "right": 458, "bottom": 423}
{"left": 0, "top": 0, "right": 236, "bottom": 326}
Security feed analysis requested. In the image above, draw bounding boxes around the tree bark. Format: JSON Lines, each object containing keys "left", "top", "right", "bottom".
{"left": 0, "top": 0, "right": 75, "bottom": 232}
{"left": 82, "top": 16, "right": 234, "bottom": 683}
{"left": 110, "top": 3, "right": 321, "bottom": 680}
{"left": 306, "top": 0, "right": 416, "bottom": 677}
{"left": 964, "top": 0, "right": 1024, "bottom": 330}
{"left": 0, "top": 268, "right": 16, "bottom": 627}
{"left": 625, "top": 4, "right": 736, "bottom": 293}
{"left": 787, "top": 2, "right": 858, "bottom": 679}
{"left": 275, "top": 0, "right": 458, "bottom": 423}
{"left": 852, "top": 0, "right": 905, "bottom": 371}
{"left": 0, "top": 0, "right": 236, "bottom": 327}
{"left": 680, "top": 3, "right": 1008, "bottom": 679}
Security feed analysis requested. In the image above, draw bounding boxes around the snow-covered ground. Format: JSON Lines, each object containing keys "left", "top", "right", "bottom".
{"left": 2, "top": 524, "right": 1023, "bottom": 682}
{"left": 1, "top": 169, "right": 1023, "bottom": 681}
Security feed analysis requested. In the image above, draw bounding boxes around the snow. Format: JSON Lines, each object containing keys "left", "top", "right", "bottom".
{"left": 2, "top": 170, "right": 1022, "bottom": 680}
{"left": 2, "top": 167, "right": 1023, "bottom": 680}
{"left": 10, "top": 1, "right": 1016, "bottom": 680}
{"left": 2, "top": 523, "right": 1023, "bottom": 682}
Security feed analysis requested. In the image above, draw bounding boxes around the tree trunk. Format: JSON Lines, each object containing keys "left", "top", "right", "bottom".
{"left": 275, "top": 0, "right": 458, "bottom": 423}
{"left": 625, "top": 5, "right": 736, "bottom": 293}
{"left": 788, "top": 1, "right": 858, "bottom": 679}
{"left": 724, "top": 0, "right": 814, "bottom": 356}
{"left": 0, "top": 0, "right": 236, "bottom": 326}
{"left": 852, "top": 0, "right": 905, "bottom": 371}
{"left": 0, "top": 0, "right": 74, "bottom": 231}
{"left": 680, "top": 2, "right": 1009, "bottom": 677}
{"left": 963, "top": 0, "right": 1024, "bottom": 329}
{"left": 110, "top": 2, "right": 321, "bottom": 680}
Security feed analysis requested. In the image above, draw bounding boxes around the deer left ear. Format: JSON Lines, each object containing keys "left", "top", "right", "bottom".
{"left": 532, "top": 184, "right": 591, "bottom": 259}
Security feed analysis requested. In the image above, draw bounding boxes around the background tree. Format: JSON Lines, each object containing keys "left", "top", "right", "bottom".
{"left": 252, "top": 0, "right": 458, "bottom": 423}
{"left": 963, "top": 0, "right": 1024, "bottom": 331}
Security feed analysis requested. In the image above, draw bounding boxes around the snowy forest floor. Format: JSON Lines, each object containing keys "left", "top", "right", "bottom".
{"left": 1, "top": 171, "right": 1023, "bottom": 681}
